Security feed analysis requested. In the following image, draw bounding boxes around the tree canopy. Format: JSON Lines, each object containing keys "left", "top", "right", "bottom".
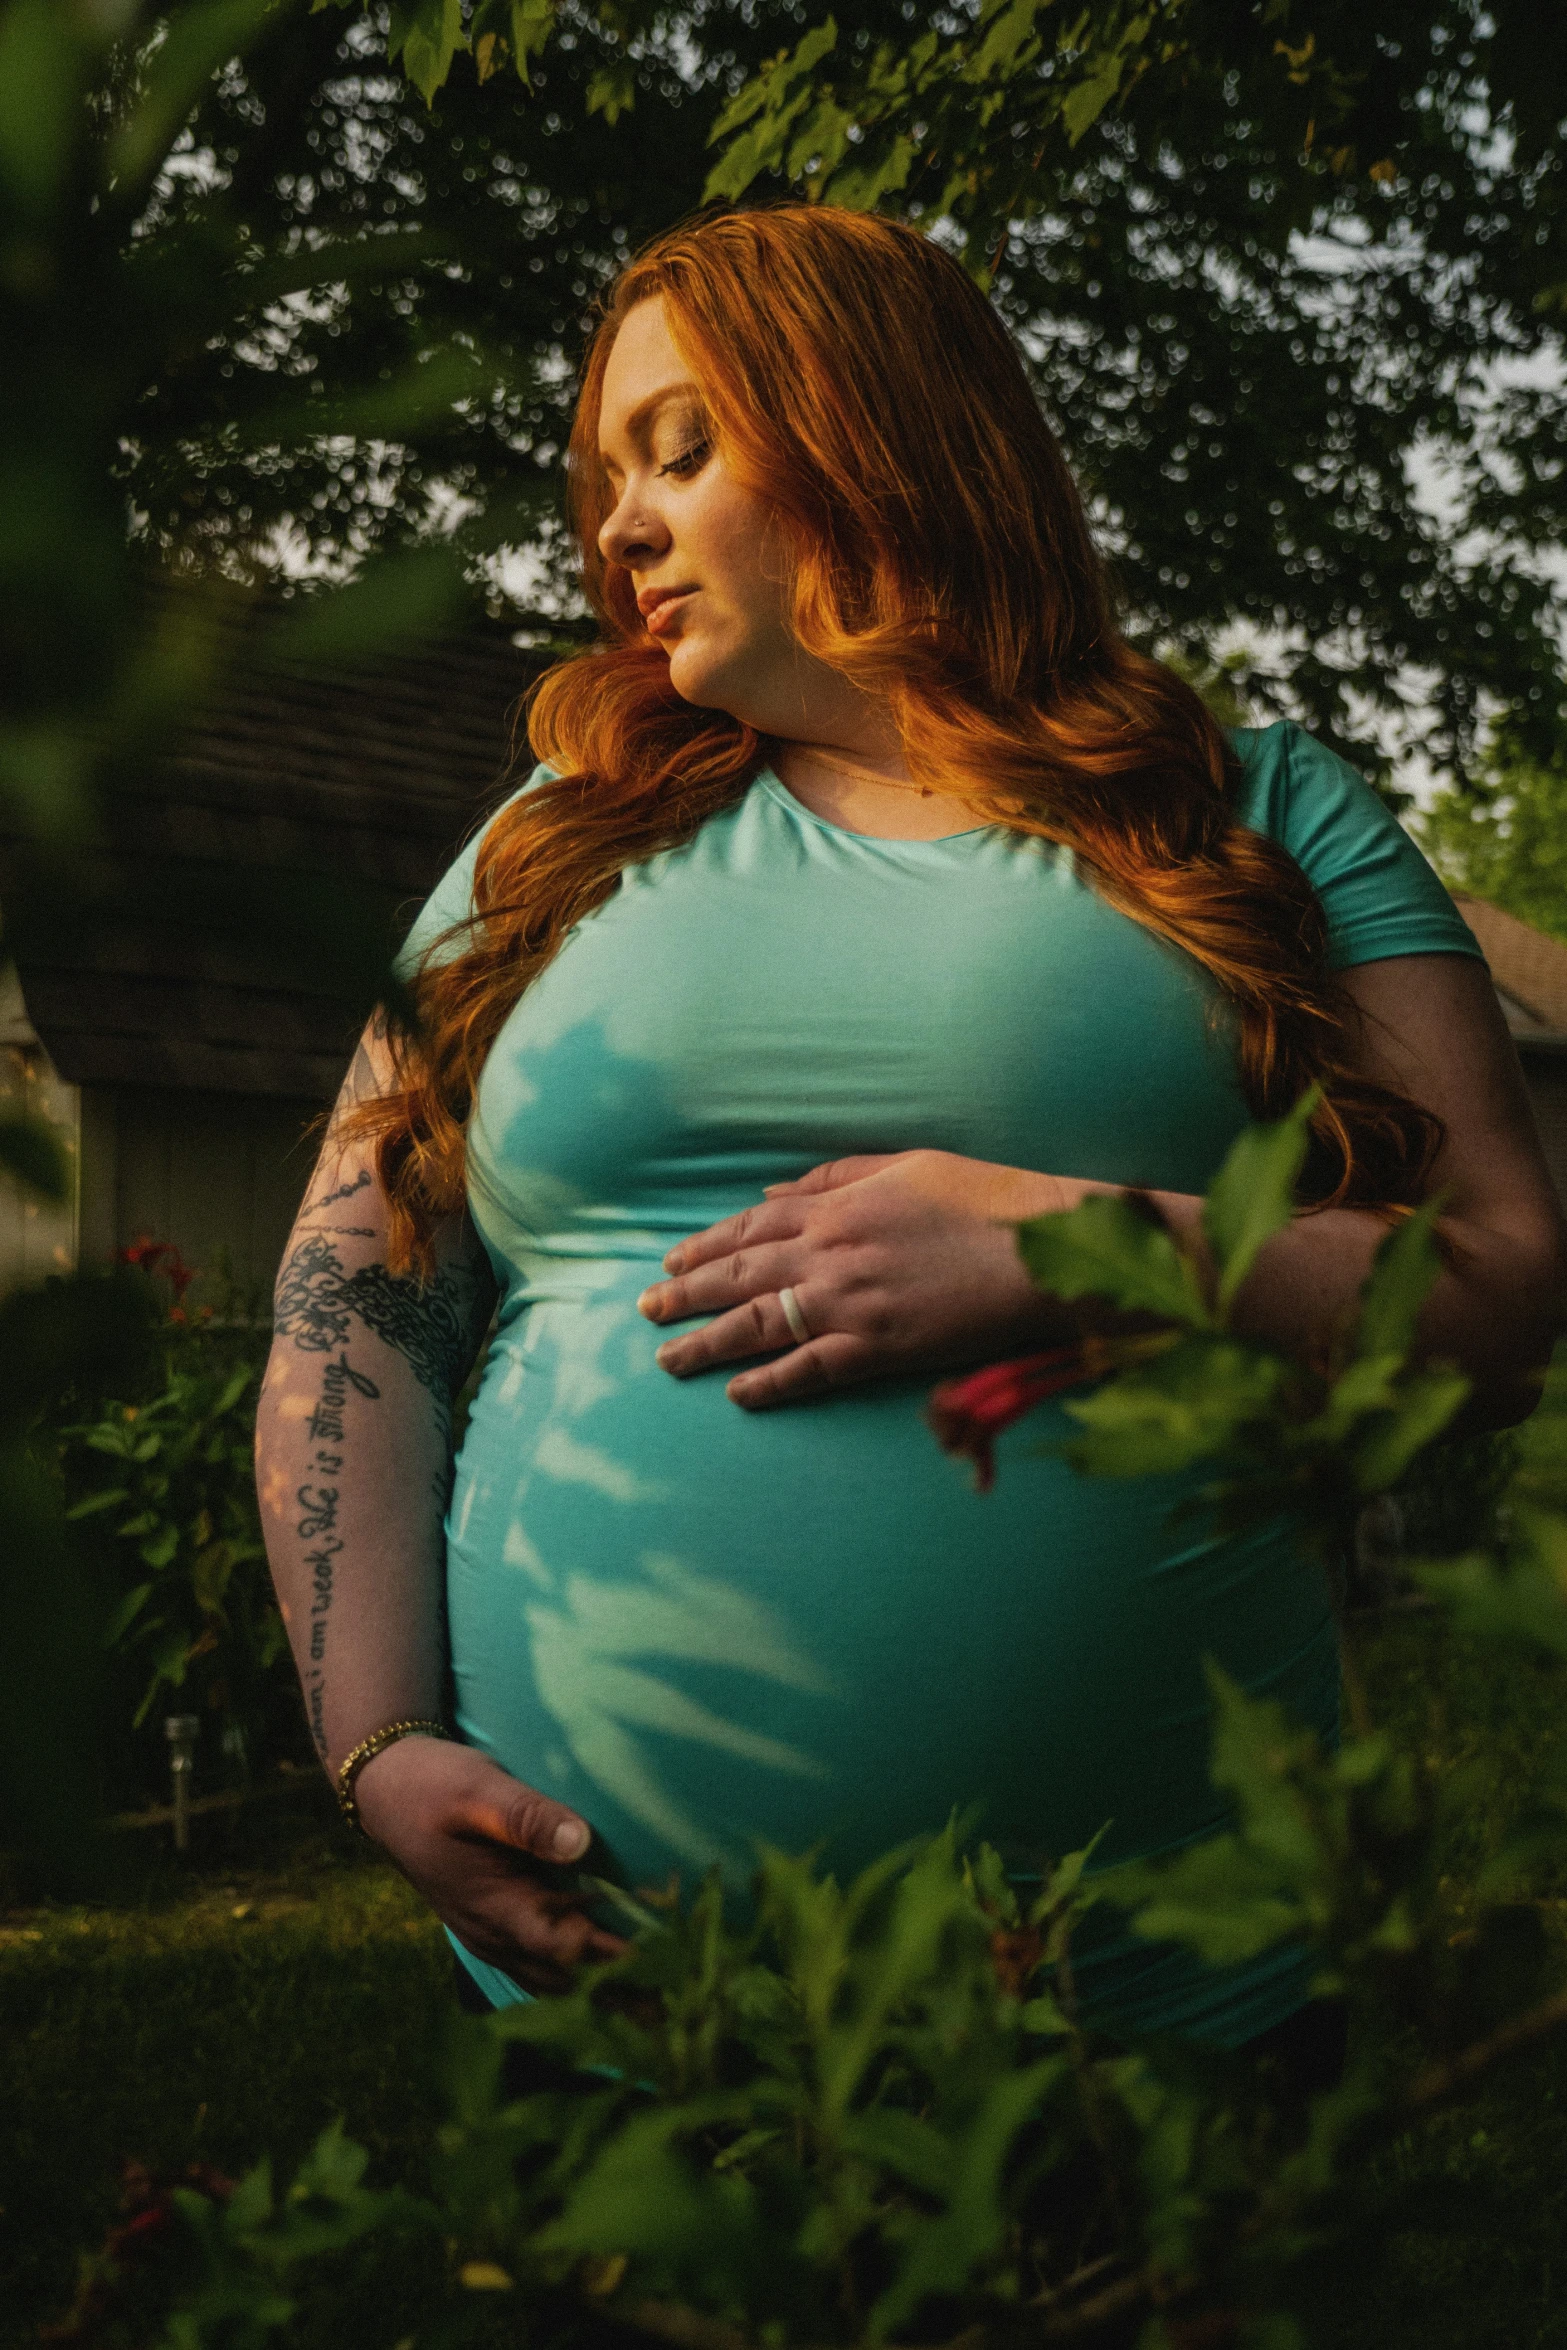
{"left": 88, "top": 2, "right": 1567, "bottom": 781}
{"left": 1419, "top": 748, "right": 1567, "bottom": 945}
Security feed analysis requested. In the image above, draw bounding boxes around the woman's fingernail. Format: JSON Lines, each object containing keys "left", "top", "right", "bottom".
{"left": 553, "top": 1819, "right": 588, "bottom": 1860}
{"left": 663, "top": 1248, "right": 684, "bottom": 1273}
{"left": 637, "top": 1288, "right": 659, "bottom": 1316}
{"left": 655, "top": 1343, "right": 675, "bottom": 1367}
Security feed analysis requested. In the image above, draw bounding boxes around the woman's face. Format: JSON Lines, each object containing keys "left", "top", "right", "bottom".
{"left": 595, "top": 296, "right": 811, "bottom": 728}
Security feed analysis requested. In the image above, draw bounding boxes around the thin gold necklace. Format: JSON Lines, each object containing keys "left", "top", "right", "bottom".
{"left": 775, "top": 749, "right": 936, "bottom": 798}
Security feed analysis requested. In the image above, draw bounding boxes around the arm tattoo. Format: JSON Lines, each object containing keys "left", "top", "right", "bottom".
{"left": 274, "top": 1233, "right": 483, "bottom": 1400}
{"left": 293, "top": 1347, "right": 384, "bottom": 1760}
{"left": 274, "top": 1199, "right": 487, "bottom": 1761}
{"left": 303, "top": 1167, "right": 372, "bottom": 1215}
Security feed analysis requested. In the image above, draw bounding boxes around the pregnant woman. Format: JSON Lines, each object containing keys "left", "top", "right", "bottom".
{"left": 256, "top": 204, "right": 1567, "bottom": 2062}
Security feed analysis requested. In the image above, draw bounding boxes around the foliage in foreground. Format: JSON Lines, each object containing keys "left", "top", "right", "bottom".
{"left": 49, "top": 1552, "right": 1567, "bottom": 2350}
{"left": 41, "top": 1101, "right": 1567, "bottom": 2347}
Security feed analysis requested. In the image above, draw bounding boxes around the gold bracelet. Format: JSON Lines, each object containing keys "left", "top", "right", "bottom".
{"left": 335, "top": 1717, "right": 452, "bottom": 1836}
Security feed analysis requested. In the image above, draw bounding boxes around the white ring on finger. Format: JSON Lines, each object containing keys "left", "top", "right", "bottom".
{"left": 778, "top": 1286, "right": 813, "bottom": 1346}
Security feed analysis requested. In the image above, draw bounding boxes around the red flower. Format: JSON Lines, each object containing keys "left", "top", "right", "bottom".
{"left": 927, "top": 1344, "right": 1102, "bottom": 1493}
{"left": 118, "top": 1235, "right": 198, "bottom": 1307}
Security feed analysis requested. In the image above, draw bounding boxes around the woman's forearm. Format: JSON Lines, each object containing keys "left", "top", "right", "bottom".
{"left": 1144, "top": 1186, "right": 1567, "bottom": 1423}
{"left": 255, "top": 1196, "right": 494, "bottom": 1778}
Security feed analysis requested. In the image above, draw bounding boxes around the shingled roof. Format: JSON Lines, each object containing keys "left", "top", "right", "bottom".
{"left": 10, "top": 605, "right": 555, "bottom": 1101}
{"left": 1451, "top": 895, "right": 1567, "bottom": 1047}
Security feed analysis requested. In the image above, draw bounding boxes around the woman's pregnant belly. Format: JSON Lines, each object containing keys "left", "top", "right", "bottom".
{"left": 445, "top": 1265, "right": 1339, "bottom": 1933}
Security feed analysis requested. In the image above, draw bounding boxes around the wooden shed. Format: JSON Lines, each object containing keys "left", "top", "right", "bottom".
{"left": 1, "top": 610, "right": 546, "bottom": 1305}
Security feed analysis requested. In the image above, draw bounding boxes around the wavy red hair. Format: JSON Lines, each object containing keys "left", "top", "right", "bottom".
{"left": 353, "top": 202, "right": 1440, "bottom": 1277}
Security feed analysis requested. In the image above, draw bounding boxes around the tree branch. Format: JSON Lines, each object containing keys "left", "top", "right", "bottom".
{"left": 1403, "top": 1984, "right": 1567, "bottom": 2111}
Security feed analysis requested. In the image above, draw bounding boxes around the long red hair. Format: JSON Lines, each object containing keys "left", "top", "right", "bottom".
{"left": 355, "top": 203, "right": 1440, "bottom": 1277}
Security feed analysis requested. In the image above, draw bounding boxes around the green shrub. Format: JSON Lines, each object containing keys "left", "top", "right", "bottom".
{"left": 34, "top": 1246, "right": 305, "bottom": 1802}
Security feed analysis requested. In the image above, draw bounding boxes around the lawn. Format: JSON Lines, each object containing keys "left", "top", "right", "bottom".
{"left": 3, "top": 1611, "right": 1565, "bottom": 2349}
{"left": 0, "top": 1781, "right": 459, "bottom": 2348}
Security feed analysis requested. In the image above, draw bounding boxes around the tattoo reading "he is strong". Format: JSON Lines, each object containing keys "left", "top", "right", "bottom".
{"left": 274, "top": 1228, "right": 480, "bottom": 1755}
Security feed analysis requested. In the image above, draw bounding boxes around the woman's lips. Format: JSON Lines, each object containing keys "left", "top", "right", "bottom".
{"left": 645, "top": 589, "right": 696, "bottom": 636}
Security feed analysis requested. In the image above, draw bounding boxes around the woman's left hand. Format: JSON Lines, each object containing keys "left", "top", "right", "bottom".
{"left": 636, "top": 1150, "right": 1106, "bottom": 1408}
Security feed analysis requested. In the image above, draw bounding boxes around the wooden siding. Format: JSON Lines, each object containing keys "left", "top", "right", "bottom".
{"left": 1516, "top": 1046, "right": 1567, "bottom": 1213}
{"left": 9, "top": 604, "right": 546, "bottom": 1102}
{"left": 107, "top": 1088, "right": 322, "bottom": 1310}
{"left": 0, "top": 1040, "right": 78, "bottom": 1292}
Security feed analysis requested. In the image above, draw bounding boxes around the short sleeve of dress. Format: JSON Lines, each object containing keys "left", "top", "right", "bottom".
{"left": 1227, "top": 721, "right": 1485, "bottom": 973}
{"left": 394, "top": 761, "right": 556, "bottom": 981}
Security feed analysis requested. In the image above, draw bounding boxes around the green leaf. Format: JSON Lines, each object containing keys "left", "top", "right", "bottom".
{"left": 964, "top": 1838, "right": 1021, "bottom": 1924}
{"left": 970, "top": 0, "right": 1049, "bottom": 82}
{"left": 1204, "top": 1662, "right": 1326, "bottom": 1877}
{"left": 263, "top": 544, "right": 470, "bottom": 666}
{"left": 64, "top": 1485, "right": 131, "bottom": 1521}
{"left": 1029, "top": 1828, "right": 1109, "bottom": 1917}
{"left": 1351, "top": 1363, "right": 1470, "bottom": 1492}
{"left": 1017, "top": 1192, "right": 1214, "bottom": 1327}
{"left": 472, "top": 0, "right": 557, "bottom": 88}
{"left": 1418, "top": 1516, "right": 1567, "bottom": 1663}
{"left": 138, "top": 1521, "right": 181, "bottom": 1571}
{"left": 108, "top": 0, "right": 284, "bottom": 200}
{"left": 1103, "top": 1662, "right": 1342, "bottom": 1961}
{"left": 289, "top": 2118, "right": 371, "bottom": 2205}
{"left": 224, "top": 2154, "right": 277, "bottom": 2235}
{"left": 867, "top": 2059, "right": 1064, "bottom": 2338}
{"left": 1316, "top": 1350, "right": 1402, "bottom": 1429}
{"left": 814, "top": 1833, "right": 980, "bottom": 2123}
{"left": 703, "top": 87, "right": 814, "bottom": 205}
{"left": 1019, "top": 1989, "right": 1074, "bottom": 2035}
{"left": 702, "top": 17, "right": 839, "bottom": 199}
{"left": 102, "top": 1582, "right": 155, "bottom": 1647}
{"left": 838, "top": 2107, "right": 954, "bottom": 2198}
{"left": 1106, "top": 1834, "right": 1309, "bottom": 1965}
{"left": 1062, "top": 1335, "right": 1284, "bottom": 1476}
{"left": 387, "top": 0, "right": 467, "bottom": 104}
{"left": 1202, "top": 1086, "right": 1318, "bottom": 1316}
{"left": 779, "top": 15, "right": 840, "bottom": 82}
{"left": 1060, "top": 6, "right": 1160, "bottom": 144}
{"left": 509, "top": 0, "right": 558, "bottom": 85}
{"left": 585, "top": 59, "right": 636, "bottom": 125}
{"left": 1352, "top": 1193, "right": 1450, "bottom": 1363}
{"left": 192, "top": 1543, "right": 234, "bottom": 1615}
{"left": 0, "top": 1108, "right": 70, "bottom": 1203}
{"left": 0, "top": 0, "right": 78, "bottom": 217}
{"left": 784, "top": 93, "right": 856, "bottom": 187}
{"left": 533, "top": 2097, "right": 764, "bottom": 2290}
{"left": 214, "top": 1364, "right": 254, "bottom": 1418}
{"left": 823, "top": 129, "right": 920, "bottom": 211}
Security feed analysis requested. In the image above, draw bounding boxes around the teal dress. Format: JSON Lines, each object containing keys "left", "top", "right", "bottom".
{"left": 398, "top": 721, "right": 1483, "bottom": 2041}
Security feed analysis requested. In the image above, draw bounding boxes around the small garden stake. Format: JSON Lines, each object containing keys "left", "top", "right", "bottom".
{"left": 164, "top": 1714, "right": 199, "bottom": 1854}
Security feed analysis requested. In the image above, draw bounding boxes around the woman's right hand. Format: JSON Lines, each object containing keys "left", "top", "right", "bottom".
{"left": 352, "top": 1735, "right": 631, "bottom": 1994}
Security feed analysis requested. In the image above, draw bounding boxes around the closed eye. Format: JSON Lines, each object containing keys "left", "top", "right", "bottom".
{"left": 658, "top": 437, "right": 711, "bottom": 480}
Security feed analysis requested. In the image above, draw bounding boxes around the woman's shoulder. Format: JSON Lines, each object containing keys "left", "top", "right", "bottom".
{"left": 395, "top": 761, "right": 557, "bottom": 978}
{"left": 1225, "top": 718, "right": 1364, "bottom": 841}
{"left": 1223, "top": 720, "right": 1483, "bottom": 972}
{"left": 1224, "top": 717, "right": 1419, "bottom": 874}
